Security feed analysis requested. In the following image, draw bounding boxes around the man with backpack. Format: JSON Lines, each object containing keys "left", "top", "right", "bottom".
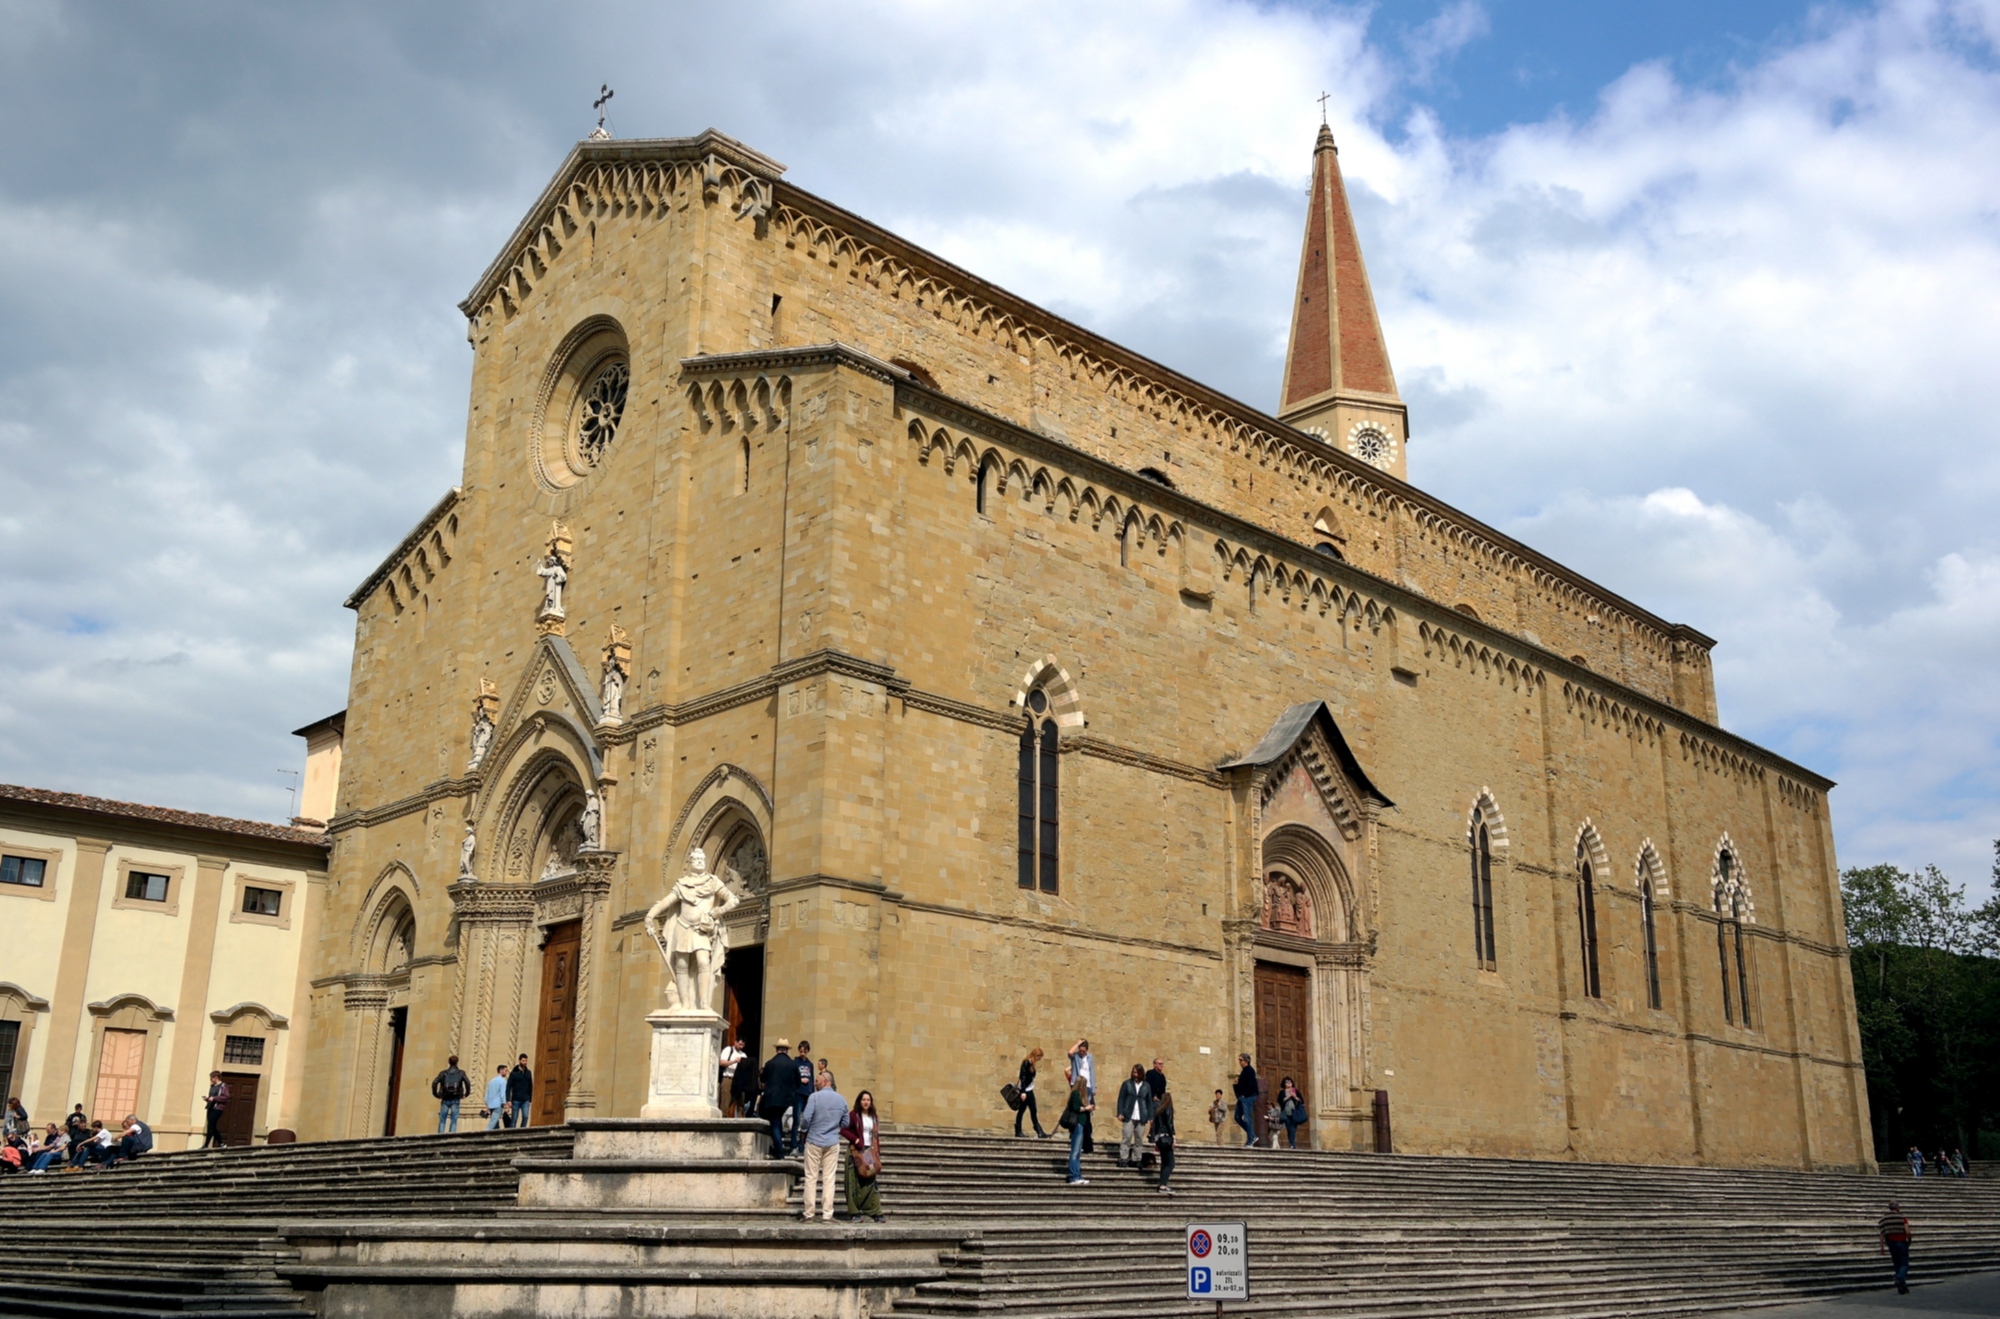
{"left": 431, "top": 1054, "right": 472, "bottom": 1132}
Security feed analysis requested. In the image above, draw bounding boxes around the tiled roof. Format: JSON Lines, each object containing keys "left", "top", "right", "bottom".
{"left": 0, "top": 783, "right": 330, "bottom": 849}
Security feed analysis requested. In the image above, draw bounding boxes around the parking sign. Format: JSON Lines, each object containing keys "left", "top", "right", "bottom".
{"left": 1185, "top": 1222, "right": 1248, "bottom": 1300}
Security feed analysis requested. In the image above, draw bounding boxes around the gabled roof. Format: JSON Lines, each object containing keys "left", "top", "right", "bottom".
{"left": 1219, "top": 700, "right": 1392, "bottom": 807}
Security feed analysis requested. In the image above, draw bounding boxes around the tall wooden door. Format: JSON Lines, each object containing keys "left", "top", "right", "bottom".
{"left": 218, "top": 1072, "right": 261, "bottom": 1146}
{"left": 535, "top": 921, "right": 581, "bottom": 1125}
{"left": 1253, "top": 962, "right": 1311, "bottom": 1145}
{"left": 93, "top": 1028, "right": 146, "bottom": 1122}
{"left": 382, "top": 1006, "right": 407, "bottom": 1136}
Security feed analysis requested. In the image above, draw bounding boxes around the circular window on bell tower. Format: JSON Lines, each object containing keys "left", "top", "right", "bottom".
{"left": 1347, "top": 422, "right": 1398, "bottom": 470}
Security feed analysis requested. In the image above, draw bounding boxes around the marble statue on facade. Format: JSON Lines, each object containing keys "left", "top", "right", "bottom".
{"left": 535, "top": 522, "right": 573, "bottom": 624}
{"left": 578, "top": 789, "right": 603, "bottom": 852}
{"left": 459, "top": 823, "right": 477, "bottom": 879}
{"left": 600, "top": 625, "right": 630, "bottom": 723}
{"left": 644, "top": 847, "right": 740, "bottom": 1015}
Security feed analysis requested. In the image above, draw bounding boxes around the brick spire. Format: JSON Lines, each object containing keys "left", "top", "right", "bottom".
{"left": 1277, "top": 123, "right": 1407, "bottom": 477}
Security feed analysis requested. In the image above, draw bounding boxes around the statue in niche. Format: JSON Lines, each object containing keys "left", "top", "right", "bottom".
{"left": 535, "top": 522, "right": 573, "bottom": 620}
{"left": 578, "top": 789, "right": 603, "bottom": 852}
{"left": 458, "top": 823, "right": 477, "bottom": 879}
{"left": 600, "top": 625, "right": 630, "bottom": 723}
{"left": 467, "top": 679, "right": 500, "bottom": 770}
{"left": 645, "top": 847, "right": 741, "bottom": 1014}
{"left": 1262, "top": 871, "right": 1314, "bottom": 938}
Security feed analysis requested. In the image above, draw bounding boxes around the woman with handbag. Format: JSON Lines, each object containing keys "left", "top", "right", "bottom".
{"left": 1277, "top": 1077, "right": 1307, "bottom": 1149}
{"left": 841, "top": 1090, "right": 885, "bottom": 1221}
{"left": 1015, "top": 1048, "right": 1049, "bottom": 1138}
{"left": 1151, "top": 1089, "right": 1177, "bottom": 1195}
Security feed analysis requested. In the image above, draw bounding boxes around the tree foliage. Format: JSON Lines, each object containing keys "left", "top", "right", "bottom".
{"left": 1841, "top": 848, "right": 2000, "bottom": 1159}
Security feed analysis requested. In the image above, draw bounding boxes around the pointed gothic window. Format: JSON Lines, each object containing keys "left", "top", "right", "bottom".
{"left": 1640, "top": 877, "right": 1662, "bottom": 1010}
{"left": 1017, "top": 689, "right": 1059, "bottom": 893}
{"left": 1714, "top": 849, "right": 1751, "bottom": 1027}
{"left": 1576, "top": 847, "right": 1602, "bottom": 999}
{"left": 1469, "top": 808, "right": 1496, "bottom": 970}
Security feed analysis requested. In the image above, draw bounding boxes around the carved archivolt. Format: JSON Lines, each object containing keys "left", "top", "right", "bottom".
{"left": 1636, "top": 840, "right": 1670, "bottom": 898}
{"left": 1467, "top": 789, "right": 1510, "bottom": 852}
{"left": 1711, "top": 835, "right": 1756, "bottom": 923}
{"left": 665, "top": 763, "right": 775, "bottom": 866}
{"left": 1573, "top": 820, "right": 1611, "bottom": 878}
{"left": 1261, "top": 824, "right": 1356, "bottom": 943}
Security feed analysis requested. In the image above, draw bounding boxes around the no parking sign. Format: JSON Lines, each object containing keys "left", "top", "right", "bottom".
{"left": 1185, "top": 1221, "right": 1248, "bottom": 1301}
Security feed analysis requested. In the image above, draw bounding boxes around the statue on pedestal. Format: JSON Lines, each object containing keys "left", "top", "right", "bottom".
{"left": 644, "top": 847, "right": 740, "bottom": 1014}
{"left": 600, "top": 625, "right": 630, "bottom": 723}
{"left": 467, "top": 678, "right": 500, "bottom": 770}
{"left": 535, "top": 522, "right": 573, "bottom": 631}
{"left": 458, "top": 823, "right": 477, "bottom": 879}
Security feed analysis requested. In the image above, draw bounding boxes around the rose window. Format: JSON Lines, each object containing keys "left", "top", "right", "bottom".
{"left": 576, "top": 360, "right": 630, "bottom": 466}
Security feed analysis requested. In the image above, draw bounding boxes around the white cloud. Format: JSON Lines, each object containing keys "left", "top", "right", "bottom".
{"left": 0, "top": 0, "right": 1996, "bottom": 894}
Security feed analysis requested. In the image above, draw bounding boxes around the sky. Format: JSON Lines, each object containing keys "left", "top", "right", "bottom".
{"left": 1, "top": 0, "right": 1997, "bottom": 898}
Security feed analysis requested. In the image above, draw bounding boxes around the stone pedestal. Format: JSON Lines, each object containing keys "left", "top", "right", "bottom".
{"left": 513, "top": 1118, "right": 797, "bottom": 1211}
{"left": 641, "top": 1009, "right": 726, "bottom": 1119}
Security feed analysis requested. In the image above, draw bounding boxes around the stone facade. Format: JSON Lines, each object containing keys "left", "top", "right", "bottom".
{"left": 299, "top": 130, "right": 1870, "bottom": 1168}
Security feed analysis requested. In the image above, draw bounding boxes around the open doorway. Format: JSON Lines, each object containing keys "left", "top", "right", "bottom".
{"left": 723, "top": 944, "right": 765, "bottom": 1079}
{"left": 383, "top": 1006, "right": 407, "bottom": 1136}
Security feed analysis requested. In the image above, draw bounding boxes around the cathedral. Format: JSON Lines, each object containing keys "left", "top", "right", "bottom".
{"left": 299, "top": 124, "right": 1871, "bottom": 1168}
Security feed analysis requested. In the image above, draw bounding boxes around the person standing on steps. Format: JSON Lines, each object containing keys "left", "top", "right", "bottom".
{"left": 1233, "top": 1054, "right": 1260, "bottom": 1147}
{"left": 484, "top": 1065, "right": 511, "bottom": 1130}
{"left": 730, "top": 1039, "right": 758, "bottom": 1119}
{"left": 798, "top": 1071, "right": 848, "bottom": 1223}
{"left": 199, "top": 1072, "right": 232, "bottom": 1149}
{"left": 1276, "top": 1077, "right": 1307, "bottom": 1149}
{"left": 1906, "top": 1145, "right": 1924, "bottom": 1177}
{"left": 719, "top": 1037, "right": 746, "bottom": 1114}
{"left": 2, "top": 1097, "right": 26, "bottom": 1139}
{"left": 1152, "top": 1088, "right": 1178, "bottom": 1194}
{"left": 842, "top": 1089, "right": 886, "bottom": 1222}
{"left": 1208, "top": 1090, "right": 1228, "bottom": 1144}
{"left": 791, "top": 1041, "right": 816, "bottom": 1156}
{"left": 1016, "top": 1048, "right": 1049, "bottom": 1138}
{"left": 1068, "top": 1040, "right": 1096, "bottom": 1152}
{"left": 1117, "top": 1064, "right": 1156, "bottom": 1168}
{"left": 1879, "top": 1201, "right": 1913, "bottom": 1294}
{"left": 1060, "top": 1077, "right": 1095, "bottom": 1186}
{"left": 759, "top": 1039, "right": 799, "bottom": 1159}
{"left": 1145, "top": 1058, "right": 1167, "bottom": 1104}
{"left": 432, "top": 1055, "right": 471, "bottom": 1133}
{"left": 507, "top": 1054, "right": 535, "bottom": 1127}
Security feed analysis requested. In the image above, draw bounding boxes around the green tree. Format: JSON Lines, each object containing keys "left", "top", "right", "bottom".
{"left": 1842, "top": 858, "right": 2000, "bottom": 1161}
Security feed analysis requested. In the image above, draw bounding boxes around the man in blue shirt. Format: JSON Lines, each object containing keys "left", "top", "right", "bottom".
{"left": 484, "top": 1065, "right": 511, "bottom": 1130}
{"left": 798, "top": 1072, "right": 849, "bottom": 1222}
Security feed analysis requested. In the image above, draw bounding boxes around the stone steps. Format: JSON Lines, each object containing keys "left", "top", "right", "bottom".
{"left": 0, "top": 1127, "right": 573, "bottom": 1317}
{"left": 859, "top": 1131, "right": 2000, "bottom": 1319}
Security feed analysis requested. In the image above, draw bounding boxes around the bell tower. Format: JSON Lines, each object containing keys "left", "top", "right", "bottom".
{"left": 1278, "top": 124, "right": 1409, "bottom": 481}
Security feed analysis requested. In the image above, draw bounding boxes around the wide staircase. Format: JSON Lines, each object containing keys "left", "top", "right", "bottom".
{"left": 867, "top": 1130, "right": 2000, "bottom": 1319}
{"left": 2, "top": 1124, "right": 1997, "bottom": 1318}
{"left": 0, "top": 1126, "right": 571, "bottom": 1317}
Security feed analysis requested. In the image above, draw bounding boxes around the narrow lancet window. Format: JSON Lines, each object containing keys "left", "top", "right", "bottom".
{"left": 1640, "top": 877, "right": 1662, "bottom": 1010}
{"left": 1018, "top": 688, "right": 1059, "bottom": 894}
{"left": 1577, "top": 850, "right": 1602, "bottom": 999}
{"left": 1469, "top": 808, "right": 1496, "bottom": 970}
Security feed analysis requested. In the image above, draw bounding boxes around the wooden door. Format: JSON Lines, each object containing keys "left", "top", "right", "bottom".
{"left": 535, "top": 921, "right": 581, "bottom": 1125}
{"left": 218, "top": 1072, "right": 261, "bottom": 1147}
{"left": 93, "top": 1028, "right": 146, "bottom": 1122}
{"left": 1254, "top": 962, "right": 1311, "bottom": 1144}
{"left": 382, "top": 1006, "right": 406, "bottom": 1136}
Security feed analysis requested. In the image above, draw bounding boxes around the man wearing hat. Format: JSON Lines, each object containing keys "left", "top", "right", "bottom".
{"left": 758, "top": 1038, "right": 800, "bottom": 1159}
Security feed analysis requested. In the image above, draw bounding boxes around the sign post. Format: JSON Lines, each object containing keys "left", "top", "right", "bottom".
{"left": 1186, "top": 1221, "right": 1248, "bottom": 1313}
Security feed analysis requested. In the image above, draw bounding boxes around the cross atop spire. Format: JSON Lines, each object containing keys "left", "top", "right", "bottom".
{"left": 589, "top": 85, "right": 614, "bottom": 141}
{"left": 1317, "top": 90, "right": 1330, "bottom": 125}
{"left": 1277, "top": 123, "right": 1408, "bottom": 479}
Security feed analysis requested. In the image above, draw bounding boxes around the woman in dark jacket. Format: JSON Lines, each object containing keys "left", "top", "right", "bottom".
{"left": 840, "top": 1090, "right": 884, "bottom": 1221}
{"left": 1015, "top": 1048, "right": 1048, "bottom": 1138}
{"left": 1151, "top": 1090, "right": 1177, "bottom": 1195}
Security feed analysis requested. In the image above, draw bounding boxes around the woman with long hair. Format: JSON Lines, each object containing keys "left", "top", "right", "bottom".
{"left": 841, "top": 1089, "right": 885, "bottom": 1222}
{"left": 1016, "top": 1047, "right": 1048, "bottom": 1138}
{"left": 1277, "top": 1077, "right": 1307, "bottom": 1149}
{"left": 1060, "top": 1077, "right": 1095, "bottom": 1185}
